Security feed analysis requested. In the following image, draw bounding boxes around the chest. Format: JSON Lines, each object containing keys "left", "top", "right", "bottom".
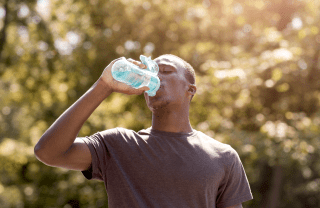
{"left": 115, "top": 137, "right": 226, "bottom": 190}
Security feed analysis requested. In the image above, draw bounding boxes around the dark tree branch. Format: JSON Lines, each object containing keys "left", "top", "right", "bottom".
{"left": 0, "top": 0, "right": 9, "bottom": 61}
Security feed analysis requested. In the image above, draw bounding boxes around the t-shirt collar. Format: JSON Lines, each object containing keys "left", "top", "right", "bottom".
{"left": 139, "top": 127, "right": 197, "bottom": 137}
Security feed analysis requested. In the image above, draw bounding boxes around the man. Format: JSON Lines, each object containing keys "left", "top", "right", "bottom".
{"left": 34, "top": 54, "right": 253, "bottom": 208}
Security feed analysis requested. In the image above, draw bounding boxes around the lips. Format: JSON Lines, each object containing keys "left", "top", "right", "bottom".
{"left": 150, "top": 85, "right": 163, "bottom": 97}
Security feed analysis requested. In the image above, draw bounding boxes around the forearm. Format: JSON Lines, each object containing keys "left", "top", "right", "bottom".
{"left": 34, "top": 78, "right": 112, "bottom": 162}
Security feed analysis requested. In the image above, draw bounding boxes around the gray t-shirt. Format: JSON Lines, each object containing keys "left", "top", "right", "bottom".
{"left": 81, "top": 127, "right": 253, "bottom": 208}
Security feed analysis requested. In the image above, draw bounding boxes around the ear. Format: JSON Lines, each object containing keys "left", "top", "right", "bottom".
{"left": 188, "top": 84, "right": 196, "bottom": 96}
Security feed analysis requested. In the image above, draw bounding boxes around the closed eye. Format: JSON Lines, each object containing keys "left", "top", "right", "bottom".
{"left": 159, "top": 65, "right": 175, "bottom": 74}
{"left": 159, "top": 70, "right": 173, "bottom": 74}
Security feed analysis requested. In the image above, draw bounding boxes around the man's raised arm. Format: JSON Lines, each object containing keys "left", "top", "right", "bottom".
{"left": 34, "top": 57, "right": 148, "bottom": 171}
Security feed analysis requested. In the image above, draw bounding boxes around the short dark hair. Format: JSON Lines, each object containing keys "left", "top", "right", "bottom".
{"left": 161, "top": 54, "right": 196, "bottom": 102}
{"left": 182, "top": 61, "right": 196, "bottom": 85}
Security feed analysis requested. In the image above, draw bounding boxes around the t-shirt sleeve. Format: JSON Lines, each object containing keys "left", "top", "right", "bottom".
{"left": 216, "top": 147, "right": 253, "bottom": 208}
{"left": 80, "top": 128, "right": 118, "bottom": 181}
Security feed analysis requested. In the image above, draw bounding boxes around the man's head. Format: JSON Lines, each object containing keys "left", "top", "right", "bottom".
{"left": 144, "top": 54, "right": 196, "bottom": 112}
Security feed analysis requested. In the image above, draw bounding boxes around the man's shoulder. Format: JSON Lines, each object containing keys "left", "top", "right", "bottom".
{"left": 98, "top": 127, "right": 119, "bottom": 136}
{"left": 98, "top": 127, "right": 143, "bottom": 139}
{"left": 98, "top": 127, "right": 134, "bottom": 134}
{"left": 196, "top": 131, "right": 238, "bottom": 158}
{"left": 196, "top": 131, "right": 231, "bottom": 148}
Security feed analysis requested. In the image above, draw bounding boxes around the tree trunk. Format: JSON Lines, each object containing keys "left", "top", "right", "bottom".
{"left": 0, "top": 0, "right": 9, "bottom": 61}
{"left": 265, "top": 165, "right": 283, "bottom": 208}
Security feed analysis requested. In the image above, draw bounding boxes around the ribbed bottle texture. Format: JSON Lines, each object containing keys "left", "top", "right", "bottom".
{"left": 111, "top": 55, "right": 160, "bottom": 96}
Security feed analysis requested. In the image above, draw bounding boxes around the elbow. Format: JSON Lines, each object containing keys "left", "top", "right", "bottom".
{"left": 34, "top": 143, "right": 51, "bottom": 165}
{"left": 34, "top": 144, "right": 45, "bottom": 163}
{"left": 34, "top": 142, "right": 63, "bottom": 167}
{"left": 34, "top": 143, "right": 41, "bottom": 155}
{"left": 34, "top": 140, "right": 44, "bottom": 158}
{"left": 34, "top": 135, "right": 50, "bottom": 163}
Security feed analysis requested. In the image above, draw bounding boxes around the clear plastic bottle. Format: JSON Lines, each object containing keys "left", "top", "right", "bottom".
{"left": 111, "top": 55, "right": 160, "bottom": 96}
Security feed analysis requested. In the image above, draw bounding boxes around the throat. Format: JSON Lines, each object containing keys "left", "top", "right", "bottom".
{"left": 151, "top": 110, "right": 193, "bottom": 133}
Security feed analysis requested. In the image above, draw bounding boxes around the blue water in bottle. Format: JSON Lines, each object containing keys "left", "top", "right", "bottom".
{"left": 111, "top": 55, "right": 160, "bottom": 96}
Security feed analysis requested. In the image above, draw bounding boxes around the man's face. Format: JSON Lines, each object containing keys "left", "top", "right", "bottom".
{"left": 144, "top": 55, "right": 191, "bottom": 112}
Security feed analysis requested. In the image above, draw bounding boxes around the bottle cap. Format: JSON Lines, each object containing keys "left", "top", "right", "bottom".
{"left": 140, "top": 55, "right": 159, "bottom": 74}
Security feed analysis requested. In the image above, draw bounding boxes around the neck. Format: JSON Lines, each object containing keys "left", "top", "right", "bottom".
{"left": 151, "top": 105, "right": 193, "bottom": 133}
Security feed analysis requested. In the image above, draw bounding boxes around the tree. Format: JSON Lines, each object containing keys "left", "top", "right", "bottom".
{"left": 1, "top": 0, "right": 320, "bottom": 207}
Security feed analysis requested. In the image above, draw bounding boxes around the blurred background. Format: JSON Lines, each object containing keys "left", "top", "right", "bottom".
{"left": 1, "top": 0, "right": 320, "bottom": 207}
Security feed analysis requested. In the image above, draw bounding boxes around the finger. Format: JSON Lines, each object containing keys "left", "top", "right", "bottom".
{"left": 113, "top": 57, "right": 125, "bottom": 63}
{"left": 108, "top": 57, "right": 125, "bottom": 67}
{"left": 136, "top": 89, "right": 148, "bottom": 95}
{"left": 127, "top": 58, "right": 140, "bottom": 64}
{"left": 140, "top": 86, "right": 150, "bottom": 91}
{"left": 127, "top": 58, "right": 147, "bottom": 69}
{"left": 140, "top": 64, "right": 147, "bottom": 69}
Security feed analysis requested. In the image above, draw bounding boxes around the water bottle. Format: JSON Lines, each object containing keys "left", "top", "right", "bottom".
{"left": 111, "top": 55, "right": 160, "bottom": 96}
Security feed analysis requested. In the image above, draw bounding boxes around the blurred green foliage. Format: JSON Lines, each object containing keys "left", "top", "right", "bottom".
{"left": 1, "top": 0, "right": 320, "bottom": 207}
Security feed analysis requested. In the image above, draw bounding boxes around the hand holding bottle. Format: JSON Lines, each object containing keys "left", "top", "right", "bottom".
{"left": 111, "top": 55, "right": 160, "bottom": 96}
{"left": 100, "top": 57, "right": 150, "bottom": 95}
